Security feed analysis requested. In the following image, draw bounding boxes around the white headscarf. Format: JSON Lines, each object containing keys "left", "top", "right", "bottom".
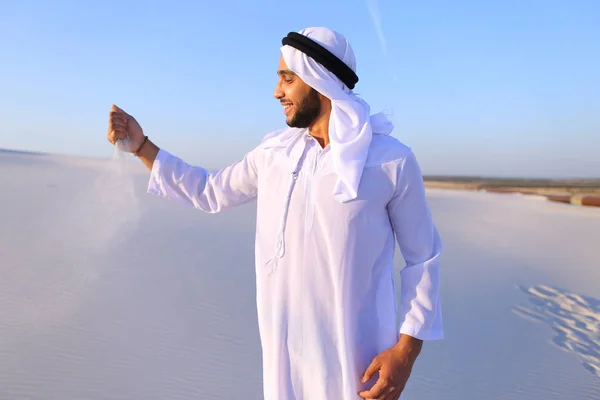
{"left": 280, "top": 26, "right": 394, "bottom": 202}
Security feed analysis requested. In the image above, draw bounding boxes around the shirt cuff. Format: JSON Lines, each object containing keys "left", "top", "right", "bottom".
{"left": 399, "top": 322, "right": 444, "bottom": 341}
{"left": 147, "top": 148, "right": 171, "bottom": 198}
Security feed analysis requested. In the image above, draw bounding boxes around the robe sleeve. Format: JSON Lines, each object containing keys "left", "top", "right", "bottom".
{"left": 387, "top": 150, "right": 444, "bottom": 341}
{"left": 147, "top": 148, "right": 260, "bottom": 213}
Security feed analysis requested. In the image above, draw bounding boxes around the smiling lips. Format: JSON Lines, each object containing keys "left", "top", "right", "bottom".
{"left": 282, "top": 102, "right": 293, "bottom": 115}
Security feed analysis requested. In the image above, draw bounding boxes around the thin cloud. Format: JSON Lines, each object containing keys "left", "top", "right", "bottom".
{"left": 366, "top": 0, "right": 388, "bottom": 58}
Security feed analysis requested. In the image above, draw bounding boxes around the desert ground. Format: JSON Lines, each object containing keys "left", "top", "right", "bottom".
{"left": 1, "top": 149, "right": 599, "bottom": 399}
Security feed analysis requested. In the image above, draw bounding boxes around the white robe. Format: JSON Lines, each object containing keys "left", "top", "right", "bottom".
{"left": 147, "top": 127, "right": 443, "bottom": 400}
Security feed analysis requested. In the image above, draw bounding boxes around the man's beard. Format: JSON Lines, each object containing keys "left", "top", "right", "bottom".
{"left": 287, "top": 88, "right": 321, "bottom": 128}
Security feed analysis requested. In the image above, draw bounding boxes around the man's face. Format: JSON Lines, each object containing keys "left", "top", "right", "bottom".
{"left": 274, "top": 55, "right": 321, "bottom": 128}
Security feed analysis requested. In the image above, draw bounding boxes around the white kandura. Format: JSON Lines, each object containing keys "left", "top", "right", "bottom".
{"left": 147, "top": 27, "right": 443, "bottom": 400}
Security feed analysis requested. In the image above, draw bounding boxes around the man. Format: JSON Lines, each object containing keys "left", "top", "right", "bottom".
{"left": 107, "top": 27, "right": 443, "bottom": 400}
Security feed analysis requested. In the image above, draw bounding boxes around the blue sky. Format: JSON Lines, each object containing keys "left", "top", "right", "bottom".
{"left": 1, "top": 0, "right": 598, "bottom": 178}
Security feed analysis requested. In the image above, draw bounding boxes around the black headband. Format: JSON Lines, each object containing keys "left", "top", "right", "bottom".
{"left": 281, "top": 32, "right": 359, "bottom": 90}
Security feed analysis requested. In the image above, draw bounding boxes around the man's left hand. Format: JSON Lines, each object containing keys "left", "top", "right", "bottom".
{"left": 358, "top": 335, "right": 423, "bottom": 400}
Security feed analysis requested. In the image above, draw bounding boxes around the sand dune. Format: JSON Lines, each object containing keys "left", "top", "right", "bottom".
{"left": 513, "top": 285, "right": 600, "bottom": 378}
{"left": 1, "top": 152, "right": 599, "bottom": 399}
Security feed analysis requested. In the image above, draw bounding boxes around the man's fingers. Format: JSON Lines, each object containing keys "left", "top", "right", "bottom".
{"left": 107, "top": 131, "right": 121, "bottom": 144}
{"left": 108, "top": 127, "right": 127, "bottom": 144}
{"left": 109, "top": 110, "right": 127, "bottom": 122}
{"left": 111, "top": 104, "right": 130, "bottom": 118}
{"left": 109, "top": 118, "right": 126, "bottom": 129}
{"left": 108, "top": 109, "right": 127, "bottom": 131}
{"left": 107, "top": 105, "right": 133, "bottom": 146}
{"left": 381, "top": 387, "right": 402, "bottom": 400}
{"left": 108, "top": 118, "right": 127, "bottom": 135}
{"left": 111, "top": 104, "right": 124, "bottom": 114}
{"left": 108, "top": 130, "right": 118, "bottom": 144}
{"left": 358, "top": 377, "right": 387, "bottom": 399}
{"left": 362, "top": 357, "right": 382, "bottom": 383}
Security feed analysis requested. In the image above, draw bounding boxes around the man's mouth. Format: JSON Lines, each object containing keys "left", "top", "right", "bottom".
{"left": 282, "top": 102, "right": 293, "bottom": 115}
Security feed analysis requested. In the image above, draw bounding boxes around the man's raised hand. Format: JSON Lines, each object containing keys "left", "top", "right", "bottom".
{"left": 107, "top": 104, "right": 144, "bottom": 153}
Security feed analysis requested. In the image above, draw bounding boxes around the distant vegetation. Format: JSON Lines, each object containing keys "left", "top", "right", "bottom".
{"left": 424, "top": 175, "right": 600, "bottom": 188}
{"left": 424, "top": 176, "right": 600, "bottom": 197}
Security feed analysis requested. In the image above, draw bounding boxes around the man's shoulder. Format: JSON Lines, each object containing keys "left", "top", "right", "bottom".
{"left": 246, "top": 127, "right": 307, "bottom": 171}
{"left": 365, "top": 134, "right": 413, "bottom": 168}
{"left": 256, "top": 127, "right": 306, "bottom": 149}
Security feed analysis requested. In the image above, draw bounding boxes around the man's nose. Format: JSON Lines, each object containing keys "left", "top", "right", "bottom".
{"left": 274, "top": 82, "right": 284, "bottom": 100}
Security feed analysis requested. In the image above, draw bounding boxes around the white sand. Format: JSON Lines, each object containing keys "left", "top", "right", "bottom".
{"left": 1, "top": 151, "right": 599, "bottom": 399}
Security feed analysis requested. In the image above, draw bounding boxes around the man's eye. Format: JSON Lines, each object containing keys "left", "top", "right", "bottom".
{"left": 284, "top": 78, "right": 294, "bottom": 84}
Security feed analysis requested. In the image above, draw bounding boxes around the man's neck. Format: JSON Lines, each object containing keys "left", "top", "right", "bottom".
{"left": 308, "top": 108, "right": 331, "bottom": 148}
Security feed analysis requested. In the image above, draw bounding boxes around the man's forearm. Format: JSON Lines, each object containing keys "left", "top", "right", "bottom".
{"left": 136, "top": 138, "right": 160, "bottom": 170}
